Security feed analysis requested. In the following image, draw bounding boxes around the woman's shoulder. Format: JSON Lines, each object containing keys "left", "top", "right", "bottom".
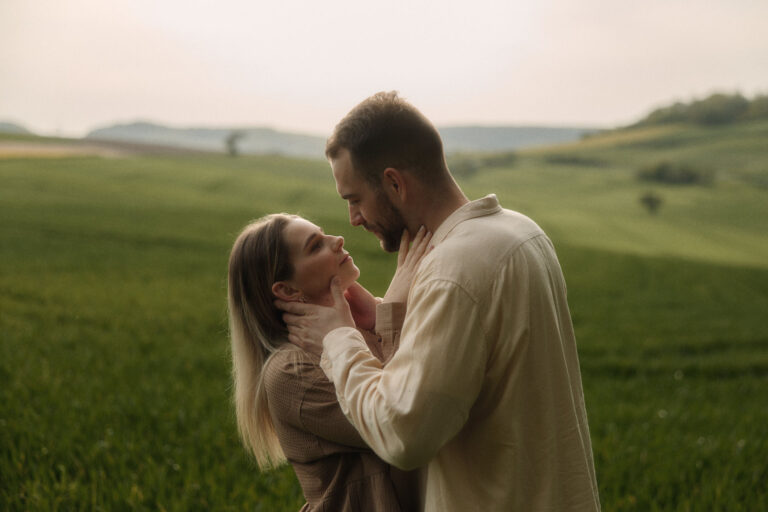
{"left": 263, "top": 345, "right": 322, "bottom": 391}
{"left": 263, "top": 345, "right": 330, "bottom": 424}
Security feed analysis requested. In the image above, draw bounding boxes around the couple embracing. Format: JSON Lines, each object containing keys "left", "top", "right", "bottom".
{"left": 227, "top": 92, "right": 600, "bottom": 512}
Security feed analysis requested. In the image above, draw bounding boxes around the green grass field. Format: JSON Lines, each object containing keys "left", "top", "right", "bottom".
{"left": 1, "top": 122, "right": 767, "bottom": 510}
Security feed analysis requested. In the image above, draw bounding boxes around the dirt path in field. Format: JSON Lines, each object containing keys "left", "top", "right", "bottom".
{"left": 0, "top": 139, "right": 213, "bottom": 158}
{"left": 0, "top": 141, "right": 131, "bottom": 158}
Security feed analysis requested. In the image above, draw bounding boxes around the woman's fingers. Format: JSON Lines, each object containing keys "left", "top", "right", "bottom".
{"left": 403, "top": 227, "right": 431, "bottom": 265}
{"left": 397, "top": 229, "right": 410, "bottom": 265}
{"left": 412, "top": 230, "right": 432, "bottom": 260}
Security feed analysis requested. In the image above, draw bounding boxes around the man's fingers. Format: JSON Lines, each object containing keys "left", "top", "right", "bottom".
{"left": 275, "top": 299, "right": 309, "bottom": 314}
{"left": 287, "top": 332, "right": 305, "bottom": 349}
{"left": 282, "top": 312, "right": 305, "bottom": 326}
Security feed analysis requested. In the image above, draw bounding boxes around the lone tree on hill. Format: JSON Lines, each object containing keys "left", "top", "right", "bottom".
{"left": 225, "top": 130, "right": 246, "bottom": 157}
{"left": 640, "top": 192, "right": 663, "bottom": 215}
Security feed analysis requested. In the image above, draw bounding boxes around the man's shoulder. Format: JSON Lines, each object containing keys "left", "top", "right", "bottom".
{"left": 416, "top": 208, "right": 546, "bottom": 299}
{"left": 440, "top": 208, "right": 545, "bottom": 260}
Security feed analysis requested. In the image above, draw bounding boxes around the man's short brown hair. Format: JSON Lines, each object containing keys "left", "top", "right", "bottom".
{"left": 326, "top": 91, "right": 448, "bottom": 187}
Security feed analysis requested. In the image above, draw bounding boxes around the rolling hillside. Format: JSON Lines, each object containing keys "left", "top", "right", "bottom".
{"left": 1, "top": 114, "right": 767, "bottom": 510}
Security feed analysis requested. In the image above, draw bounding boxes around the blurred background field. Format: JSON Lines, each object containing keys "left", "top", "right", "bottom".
{"left": 1, "top": 116, "right": 767, "bottom": 510}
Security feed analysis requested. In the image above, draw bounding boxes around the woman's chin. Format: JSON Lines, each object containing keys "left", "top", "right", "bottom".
{"left": 339, "top": 269, "right": 360, "bottom": 290}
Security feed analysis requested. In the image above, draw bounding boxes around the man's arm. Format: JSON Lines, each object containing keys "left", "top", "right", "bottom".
{"left": 374, "top": 301, "right": 407, "bottom": 363}
{"left": 320, "top": 278, "right": 487, "bottom": 470}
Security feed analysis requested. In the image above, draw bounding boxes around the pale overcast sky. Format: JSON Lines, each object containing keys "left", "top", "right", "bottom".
{"left": 1, "top": 0, "right": 767, "bottom": 137}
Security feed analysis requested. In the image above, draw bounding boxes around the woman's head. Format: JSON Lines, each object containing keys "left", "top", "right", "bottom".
{"left": 228, "top": 214, "right": 360, "bottom": 339}
{"left": 271, "top": 217, "right": 360, "bottom": 304}
{"left": 227, "top": 213, "right": 360, "bottom": 468}
{"left": 228, "top": 213, "right": 295, "bottom": 345}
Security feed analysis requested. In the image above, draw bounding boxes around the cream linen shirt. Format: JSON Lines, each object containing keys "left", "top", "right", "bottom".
{"left": 320, "top": 195, "right": 600, "bottom": 512}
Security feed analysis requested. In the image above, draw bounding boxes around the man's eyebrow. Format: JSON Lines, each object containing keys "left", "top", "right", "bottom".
{"left": 340, "top": 193, "right": 356, "bottom": 200}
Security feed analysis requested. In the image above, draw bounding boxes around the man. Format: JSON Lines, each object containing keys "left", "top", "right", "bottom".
{"left": 277, "top": 92, "right": 600, "bottom": 511}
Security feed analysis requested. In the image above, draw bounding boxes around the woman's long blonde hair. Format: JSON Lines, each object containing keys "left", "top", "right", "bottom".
{"left": 228, "top": 214, "right": 298, "bottom": 469}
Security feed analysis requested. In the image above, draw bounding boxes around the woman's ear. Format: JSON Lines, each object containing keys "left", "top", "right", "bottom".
{"left": 272, "top": 281, "right": 302, "bottom": 302}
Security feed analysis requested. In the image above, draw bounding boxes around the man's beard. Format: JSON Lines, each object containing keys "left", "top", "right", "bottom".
{"left": 366, "top": 192, "right": 408, "bottom": 253}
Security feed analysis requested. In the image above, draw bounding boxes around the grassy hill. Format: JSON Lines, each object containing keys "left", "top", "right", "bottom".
{"left": 1, "top": 122, "right": 767, "bottom": 510}
{"left": 457, "top": 120, "right": 768, "bottom": 268}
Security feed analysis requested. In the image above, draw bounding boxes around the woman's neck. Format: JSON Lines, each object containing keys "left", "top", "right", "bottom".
{"left": 308, "top": 292, "right": 334, "bottom": 307}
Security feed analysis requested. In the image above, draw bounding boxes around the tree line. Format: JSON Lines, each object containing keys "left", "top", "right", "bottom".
{"left": 634, "top": 92, "right": 768, "bottom": 127}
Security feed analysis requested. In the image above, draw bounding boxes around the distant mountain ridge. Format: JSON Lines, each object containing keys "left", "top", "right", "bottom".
{"left": 86, "top": 121, "right": 599, "bottom": 157}
{"left": 437, "top": 125, "right": 600, "bottom": 153}
{"left": 0, "top": 121, "right": 32, "bottom": 134}
{"left": 86, "top": 122, "right": 325, "bottom": 157}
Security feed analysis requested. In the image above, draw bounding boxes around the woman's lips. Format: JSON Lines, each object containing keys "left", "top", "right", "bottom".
{"left": 340, "top": 254, "right": 351, "bottom": 265}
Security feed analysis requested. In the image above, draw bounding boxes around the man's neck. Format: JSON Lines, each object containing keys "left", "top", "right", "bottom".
{"left": 415, "top": 182, "right": 470, "bottom": 234}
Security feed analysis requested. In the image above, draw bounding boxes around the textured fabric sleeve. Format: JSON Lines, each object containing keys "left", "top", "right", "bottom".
{"left": 266, "top": 351, "right": 369, "bottom": 450}
{"left": 374, "top": 302, "right": 406, "bottom": 363}
{"left": 320, "top": 279, "right": 487, "bottom": 470}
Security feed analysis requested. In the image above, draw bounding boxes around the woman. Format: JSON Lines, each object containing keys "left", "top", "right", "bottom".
{"left": 228, "top": 213, "right": 431, "bottom": 511}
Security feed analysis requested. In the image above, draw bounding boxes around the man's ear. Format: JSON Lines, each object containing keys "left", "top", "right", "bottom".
{"left": 382, "top": 168, "right": 407, "bottom": 203}
{"left": 272, "top": 281, "right": 302, "bottom": 302}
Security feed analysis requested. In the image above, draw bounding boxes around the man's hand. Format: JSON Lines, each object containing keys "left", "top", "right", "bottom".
{"left": 344, "top": 282, "right": 378, "bottom": 331}
{"left": 276, "top": 277, "right": 355, "bottom": 356}
{"left": 383, "top": 226, "right": 433, "bottom": 304}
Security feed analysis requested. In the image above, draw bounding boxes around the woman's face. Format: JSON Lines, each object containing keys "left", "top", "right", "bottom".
{"left": 279, "top": 218, "right": 360, "bottom": 302}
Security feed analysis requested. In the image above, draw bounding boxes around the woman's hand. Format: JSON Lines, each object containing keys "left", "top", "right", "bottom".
{"left": 344, "top": 282, "right": 378, "bottom": 331}
{"left": 383, "top": 226, "right": 433, "bottom": 305}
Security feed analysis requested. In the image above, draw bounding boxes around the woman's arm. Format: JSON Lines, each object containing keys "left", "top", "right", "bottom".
{"left": 265, "top": 350, "right": 368, "bottom": 449}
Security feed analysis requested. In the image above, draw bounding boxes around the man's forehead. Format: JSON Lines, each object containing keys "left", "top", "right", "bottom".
{"left": 331, "top": 150, "right": 364, "bottom": 196}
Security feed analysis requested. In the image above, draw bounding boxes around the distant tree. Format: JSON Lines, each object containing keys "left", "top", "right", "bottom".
{"left": 225, "top": 130, "right": 246, "bottom": 157}
{"left": 688, "top": 93, "right": 749, "bottom": 125}
{"left": 641, "top": 101, "right": 689, "bottom": 125}
{"left": 637, "top": 161, "right": 713, "bottom": 186}
{"left": 744, "top": 94, "right": 768, "bottom": 120}
{"left": 448, "top": 155, "right": 482, "bottom": 179}
{"left": 447, "top": 151, "right": 516, "bottom": 179}
{"left": 544, "top": 153, "right": 605, "bottom": 167}
{"left": 640, "top": 192, "right": 663, "bottom": 215}
{"left": 482, "top": 151, "right": 517, "bottom": 168}
{"left": 633, "top": 92, "right": 766, "bottom": 127}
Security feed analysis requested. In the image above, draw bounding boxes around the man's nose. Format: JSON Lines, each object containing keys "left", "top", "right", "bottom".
{"left": 349, "top": 209, "right": 364, "bottom": 227}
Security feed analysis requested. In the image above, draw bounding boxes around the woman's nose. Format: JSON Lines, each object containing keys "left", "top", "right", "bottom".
{"left": 333, "top": 235, "right": 344, "bottom": 250}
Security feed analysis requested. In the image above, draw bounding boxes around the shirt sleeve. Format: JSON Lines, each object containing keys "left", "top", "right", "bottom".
{"left": 266, "top": 352, "right": 369, "bottom": 450}
{"left": 374, "top": 301, "right": 406, "bottom": 363}
{"left": 320, "top": 279, "right": 487, "bottom": 470}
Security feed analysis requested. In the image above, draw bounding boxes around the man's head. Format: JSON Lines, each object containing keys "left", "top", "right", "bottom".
{"left": 326, "top": 91, "right": 448, "bottom": 188}
{"left": 326, "top": 91, "right": 451, "bottom": 251}
{"left": 330, "top": 147, "right": 408, "bottom": 252}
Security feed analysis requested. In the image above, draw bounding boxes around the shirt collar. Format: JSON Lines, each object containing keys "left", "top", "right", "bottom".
{"left": 431, "top": 194, "right": 501, "bottom": 245}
